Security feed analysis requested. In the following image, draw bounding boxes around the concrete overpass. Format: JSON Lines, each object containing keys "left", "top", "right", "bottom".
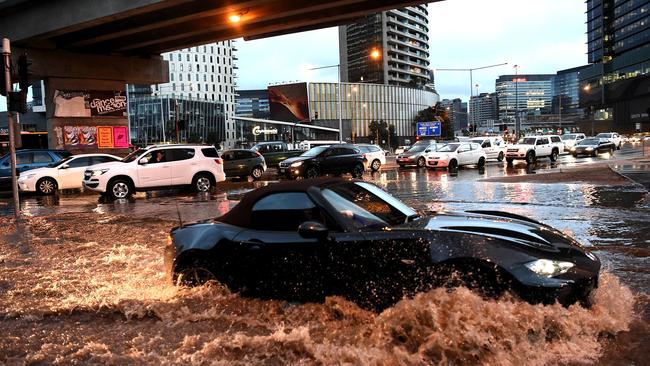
{"left": 0, "top": 0, "right": 433, "bottom": 150}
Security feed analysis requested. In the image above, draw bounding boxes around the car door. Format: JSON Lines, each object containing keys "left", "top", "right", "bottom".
{"left": 232, "top": 192, "right": 330, "bottom": 299}
{"left": 456, "top": 143, "right": 472, "bottom": 165}
{"left": 221, "top": 151, "right": 237, "bottom": 176}
{"left": 57, "top": 156, "right": 92, "bottom": 189}
{"left": 481, "top": 140, "right": 494, "bottom": 159}
{"left": 536, "top": 137, "right": 551, "bottom": 156}
{"left": 169, "top": 148, "right": 197, "bottom": 185}
{"left": 318, "top": 147, "right": 339, "bottom": 174}
{"left": 136, "top": 148, "right": 172, "bottom": 187}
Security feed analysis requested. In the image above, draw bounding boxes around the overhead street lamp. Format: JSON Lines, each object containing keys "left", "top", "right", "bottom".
{"left": 434, "top": 62, "right": 508, "bottom": 134}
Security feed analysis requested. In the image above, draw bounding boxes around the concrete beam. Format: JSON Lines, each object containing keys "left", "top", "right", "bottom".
{"left": 11, "top": 47, "right": 169, "bottom": 84}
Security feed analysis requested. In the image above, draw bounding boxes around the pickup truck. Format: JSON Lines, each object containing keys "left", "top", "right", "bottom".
{"left": 250, "top": 142, "right": 304, "bottom": 167}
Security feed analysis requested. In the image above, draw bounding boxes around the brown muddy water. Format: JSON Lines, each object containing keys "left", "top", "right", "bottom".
{"left": 0, "top": 177, "right": 649, "bottom": 365}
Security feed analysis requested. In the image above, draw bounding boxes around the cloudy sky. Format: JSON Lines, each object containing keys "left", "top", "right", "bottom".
{"left": 1, "top": 0, "right": 586, "bottom": 111}
{"left": 235, "top": 0, "right": 588, "bottom": 102}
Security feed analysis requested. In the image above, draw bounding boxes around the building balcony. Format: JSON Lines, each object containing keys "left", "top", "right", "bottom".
{"left": 387, "top": 54, "right": 429, "bottom": 69}
{"left": 386, "top": 26, "right": 428, "bottom": 44}
{"left": 386, "top": 15, "right": 429, "bottom": 37}
{"left": 387, "top": 36, "right": 429, "bottom": 53}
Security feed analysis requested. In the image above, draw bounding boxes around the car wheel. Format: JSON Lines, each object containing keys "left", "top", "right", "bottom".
{"left": 36, "top": 177, "right": 57, "bottom": 195}
{"left": 448, "top": 159, "right": 458, "bottom": 171}
{"left": 497, "top": 152, "right": 504, "bottom": 162}
{"left": 572, "top": 153, "right": 577, "bottom": 158}
{"left": 352, "top": 163, "right": 364, "bottom": 178}
{"left": 251, "top": 166, "right": 263, "bottom": 180}
{"left": 549, "top": 149, "right": 558, "bottom": 162}
{"left": 477, "top": 157, "right": 486, "bottom": 169}
{"left": 506, "top": 158, "right": 514, "bottom": 165}
{"left": 371, "top": 159, "right": 381, "bottom": 172}
{"left": 417, "top": 157, "right": 426, "bottom": 168}
{"left": 525, "top": 151, "right": 536, "bottom": 165}
{"left": 175, "top": 260, "right": 219, "bottom": 287}
{"left": 109, "top": 179, "right": 132, "bottom": 199}
{"left": 609, "top": 148, "right": 614, "bottom": 155}
{"left": 193, "top": 173, "right": 212, "bottom": 192}
{"left": 306, "top": 166, "right": 319, "bottom": 179}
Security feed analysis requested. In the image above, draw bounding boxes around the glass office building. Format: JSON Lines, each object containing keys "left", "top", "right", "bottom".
{"left": 553, "top": 65, "right": 589, "bottom": 116}
{"left": 496, "top": 74, "right": 554, "bottom": 122}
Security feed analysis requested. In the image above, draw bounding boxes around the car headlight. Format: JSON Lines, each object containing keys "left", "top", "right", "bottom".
{"left": 570, "top": 147, "right": 576, "bottom": 151}
{"left": 18, "top": 173, "right": 35, "bottom": 181}
{"left": 524, "top": 259, "right": 574, "bottom": 277}
{"left": 585, "top": 147, "right": 593, "bottom": 151}
{"left": 91, "top": 168, "right": 109, "bottom": 177}
{"left": 290, "top": 161, "right": 303, "bottom": 168}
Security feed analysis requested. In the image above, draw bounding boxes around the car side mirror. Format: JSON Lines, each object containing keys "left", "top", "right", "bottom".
{"left": 138, "top": 158, "right": 148, "bottom": 165}
{"left": 298, "top": 221, "right": 329, "bottom": 240}
{"left": 424, "top": 149, "right": 431, "bottom": 153}
{"left": 59, "top": 164, "right": 69, "bottom": 169}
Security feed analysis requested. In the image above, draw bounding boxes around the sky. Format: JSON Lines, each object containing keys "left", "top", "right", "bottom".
{"left": 1, "top": 0, "right": 587, "bottom": 111}
{"left": 235, "top": 0, "right": 588, "bottom": 102}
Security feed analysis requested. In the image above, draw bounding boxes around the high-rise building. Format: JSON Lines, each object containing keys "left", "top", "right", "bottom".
{"left": 469, "top": 93, "right": 498, "bottom": 130}
{"left": 496, "top": 74, "right": 554, "bottom": 123}
{"left": 236, "top": 89, "right": 270, "bottom": 119}
{"left": 580, "top": 0, "right": 650, "bottom": 132}
{"left": 153, "top": 41, "right": 238, "bottom": 147}
{"left": 552, "top": 65, "right": 589, "bottom": 117}
{"left": 440, "top": 98, "right": 467, "bottom": 132}
{"left": 339, "top": 5, "right": 433, "bottom": 89}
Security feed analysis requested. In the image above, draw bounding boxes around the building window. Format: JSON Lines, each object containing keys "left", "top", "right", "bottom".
{"left": 171, "top": 74, "right": 174, "bottom": 81}
{"left": 177, "top": 54, "right": 181, "bottom": 61}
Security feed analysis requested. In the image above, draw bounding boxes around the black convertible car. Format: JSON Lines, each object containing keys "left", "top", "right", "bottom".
{"left": 165, "top": 178, "right": 600, "bottom": 309}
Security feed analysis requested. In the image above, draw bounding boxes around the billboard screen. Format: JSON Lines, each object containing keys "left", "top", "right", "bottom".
{"left": 268, "top": 83, "right": 310, "bottom": 122}
{"left": 416, "top": 121, "right": 441, "bottom": 136}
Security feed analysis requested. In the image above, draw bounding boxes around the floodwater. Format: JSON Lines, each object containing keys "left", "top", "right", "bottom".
{"left": 1, "top": 168, "right": 649, "bottom": 365}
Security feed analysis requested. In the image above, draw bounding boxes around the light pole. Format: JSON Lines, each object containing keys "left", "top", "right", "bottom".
{"left": 435, "top": 62, "right": 508, "bottom": 134}
{"left": 513, "top": 64, "right": 521, "bottom": 137}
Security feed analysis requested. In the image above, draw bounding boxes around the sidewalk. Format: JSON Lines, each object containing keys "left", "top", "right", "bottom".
{"left": 610, "top": 158, "right": 650, "bottom": 191}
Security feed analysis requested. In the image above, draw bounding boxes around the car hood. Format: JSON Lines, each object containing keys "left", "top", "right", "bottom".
{"left": 428, "top": 152, "right": 454, "bottom": 159}
{"left": 399, "top": 210, "right": 593, "bottom": 255}
{"left": 508, "top": 144, "right": 535, "bottom": 150}
{"left": 19, "top": 166, "right": 56, "bottom": 176}
{"left": 84, "top": 161, "right": 125, "bottom": 170}
{"left": 280, "top": 156, "right": 311, "bottom": 165}
{"left": 398, "top": 151, "right": 421, "bottom": 158}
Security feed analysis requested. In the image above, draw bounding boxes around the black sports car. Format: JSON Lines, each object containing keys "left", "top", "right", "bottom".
{"left": 570, "top": 138, "right": 616, "bottom": 157}
{"left": 166, "top": 178, "right": 600, "bottom": 309}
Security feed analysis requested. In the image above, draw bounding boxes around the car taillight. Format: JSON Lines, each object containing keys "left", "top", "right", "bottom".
{"left": 214, "top": 158, "right": 223, "bottom": 165}
{"left": 255, "top": 151, "right": 262, "bottom": 157}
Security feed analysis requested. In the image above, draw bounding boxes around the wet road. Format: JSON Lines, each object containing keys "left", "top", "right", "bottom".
{"left": 0, "top": 142, "right": 649, "bottom": 364}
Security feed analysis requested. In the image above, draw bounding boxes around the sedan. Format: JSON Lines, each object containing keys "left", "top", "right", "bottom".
{"left": 570, "top": 138, "right": 616, "bottom": 157}
{"left": 18, "top": 153, "right": 121, "bottom": 195}
{"left": 166, "top": 178, "right": 600, "bottom": 310}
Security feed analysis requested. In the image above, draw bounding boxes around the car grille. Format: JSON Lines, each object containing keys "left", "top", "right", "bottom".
{"left": 507, "top": 149, "right": 519, "bottom": 152}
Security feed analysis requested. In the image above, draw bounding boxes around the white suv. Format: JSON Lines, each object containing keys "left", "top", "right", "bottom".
{"left": 82, "top": 144, "right": 225, "bottom": 199}
{"left": 506, "top": 135, "right": 563, "bottom": 165}
{"left": 469, "top": 136, "right": 507, "bottom": 161}
{"left": 595, "top": 132, "right": 622, "bottom": 149}
{"left": 426, "top": 142, "right": 486, "bottom": 170}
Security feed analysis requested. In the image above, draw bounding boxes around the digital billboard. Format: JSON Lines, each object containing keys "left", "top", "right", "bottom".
{"left": 416, "top": 121, "right": 441, "bottom": 137}
{"left": 268, "top": 82, "right": 310, "bottom": 122}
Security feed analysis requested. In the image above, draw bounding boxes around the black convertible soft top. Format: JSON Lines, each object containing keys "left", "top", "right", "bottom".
{"left": 217, "top": 178, "right": 353, "bottom": 228}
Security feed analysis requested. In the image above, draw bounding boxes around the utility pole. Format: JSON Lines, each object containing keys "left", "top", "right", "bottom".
{"left": 2, "top": 39, "right": 19, "bottom": 218}
{"left": 175, "top": 99, "right": 180, "bottom": 143}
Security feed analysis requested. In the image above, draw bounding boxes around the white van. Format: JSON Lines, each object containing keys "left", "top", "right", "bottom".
{"left": 469, "top": 136, "right": 507, "bottom": 161}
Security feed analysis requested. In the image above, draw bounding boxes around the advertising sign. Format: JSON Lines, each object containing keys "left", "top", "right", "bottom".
{"left": 54, "top": 90, "right": 127, "bottom": 117}
{"left": 62, "top": 126, "right": 97, "bottom": 148}
{"left": 268, "top": 83, "right": 310, "bottom": 122}
{"left": 112, "top": 126, "right": 129, "bottom": 148}
{"left": 97, "top": 126, "right": 114, "bottom": 148}
{"left": 416, "top": 121, "right": 441, "bottom": 137}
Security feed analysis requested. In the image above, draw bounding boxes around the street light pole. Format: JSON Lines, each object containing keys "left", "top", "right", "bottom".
{"left": 435, "top": 62, "right": 508, "bottom": 135}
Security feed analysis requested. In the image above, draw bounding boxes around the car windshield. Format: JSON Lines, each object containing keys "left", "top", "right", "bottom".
{"left": 517, "top": 138, "right": 537, "bottom": 145}
{"left": 437, "top": 143, "right": 460, "bottom": 152}
{"left": 596, "top": 133, "right": 612, "bottom": 138}
{"left": 48, "top": 156, "right": 73, "bottom": 168}
{"left": 322, "top": 182, "right": 418, "bottom": 229}
{"left": 407, "top": 144, "right": 427, "bottom": 153}
{"left": 122, "top": 149, "right": 145, "bottom": 162}
{"left": 562, "top": 134, "right": 576, "bottom": 140}
{"left": 578, "top": 138, "right": 599, "bottom": 145}
{"left": 301, "top": 146, "right": 328, "bottom": 157}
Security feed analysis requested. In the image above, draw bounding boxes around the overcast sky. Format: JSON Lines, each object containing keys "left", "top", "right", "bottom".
{"left": 235, "top": 0, "right": 588, "bottom": 102}
{"left": 1, "top": 0, "right": 587, "bottom": 111}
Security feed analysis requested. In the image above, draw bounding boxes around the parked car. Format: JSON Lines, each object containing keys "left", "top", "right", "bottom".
{"left": 505, "top": 135, "right": 563, "bottom": 165}
{"left": 221, "top": 149, "right": 266, "bottom": 180}
{"left": 82, "top": 144, "right": 225, "bottom": 199}
{"left": 278, "top": 145, "right": 364, "bottom": 179}
{"left": 469, "top": 136, "right": 506, "bottom": 161}
{"left": 250, "top": 141, "right": 303, "bottom": 167}
{"left": 394, "top": 145, "right": 410, "bottom": 155}
{"left": 595, "top": 132, "right": 622, "bottom": 149}
{"left": 561, "top": 133, "right": 586, "bottom": 151}
{"left": 17, "top": 153, "right": 121, "bottom": 195}
{"left": 355, "top": 144, "right": 386, "bottom": 172}
{"left": 570, "top": 138, "right": 616, "bottom": 157}
{"left": 0, "top": 149, "right": 72, "bottom": 190}
{"left": 166, "top": 178, "right": 600, "bottom": 310}
{"left": 426, "top": 142, "right": 486, "bottom": 170}
{"left": 396, "top": 141, "right": 441, "bottom": 168}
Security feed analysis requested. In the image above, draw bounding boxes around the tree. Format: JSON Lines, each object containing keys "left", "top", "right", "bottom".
{"left": 414, "top": 102, "right": 454, "bottom": 140}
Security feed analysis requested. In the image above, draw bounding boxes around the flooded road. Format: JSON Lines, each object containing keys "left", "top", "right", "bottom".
{"left": 1, "top": 159, "right": 649, "bottom": 364}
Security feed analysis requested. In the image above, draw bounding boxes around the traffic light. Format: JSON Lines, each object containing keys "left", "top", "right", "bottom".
{"left": 17, "top": 53, "right": 31, "bottom": 92}
{"left": 8, "top": 90, "right": 27, "bottom": 113}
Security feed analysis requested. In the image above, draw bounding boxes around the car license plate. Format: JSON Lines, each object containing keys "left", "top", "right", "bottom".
{"left": 279, "top": 168, "right": 286, "bottom": 173}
